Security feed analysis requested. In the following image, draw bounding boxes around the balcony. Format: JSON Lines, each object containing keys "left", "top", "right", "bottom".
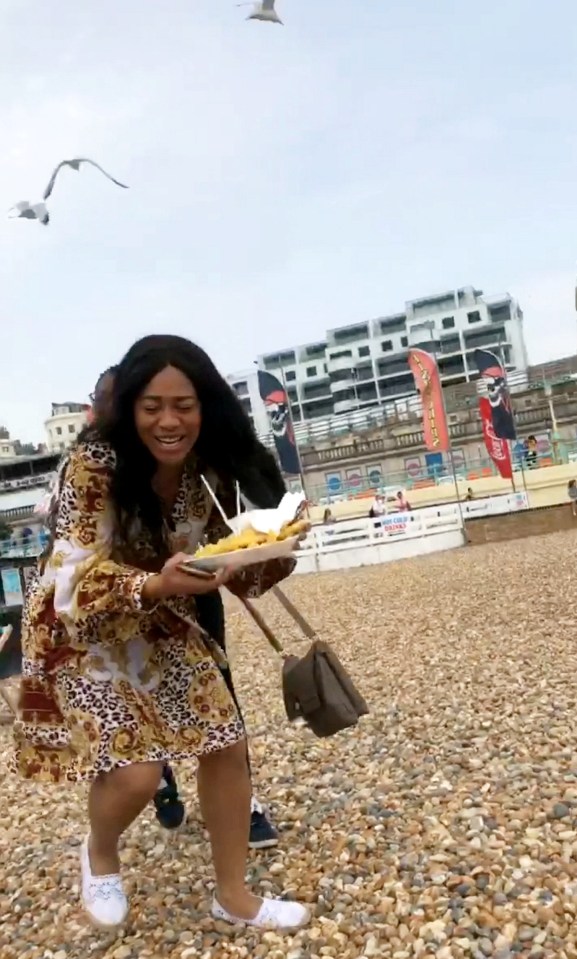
{"left": 327, "top": 353, "right": 354, "bottom": 373}
{"left": 330, "top": 378, "right": 355, "bottom": 393}
{"left": 333, "top": 398, "right": 359, "bottom": 414}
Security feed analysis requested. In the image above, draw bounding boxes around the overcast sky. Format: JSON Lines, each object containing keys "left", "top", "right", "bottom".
{"left": 1, "top": 0, "right": 576, "bottom": 443}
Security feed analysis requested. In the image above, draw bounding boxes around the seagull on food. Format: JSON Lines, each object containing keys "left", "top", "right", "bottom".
{"left": 8, "top": 158, "right": 128, "bottom": 227}
{"left": 240, "top": 1, "right": 283, "bottom": 25}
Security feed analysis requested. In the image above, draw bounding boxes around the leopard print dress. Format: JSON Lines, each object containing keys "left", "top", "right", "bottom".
{"left": 11, "top": 442, "right": 294, "bottom": 783}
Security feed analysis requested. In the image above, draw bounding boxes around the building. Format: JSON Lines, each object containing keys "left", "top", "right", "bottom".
{"left": 227, "top": 285, "right": 527, "bottom": 430}
{"left": 45, "top": 402, "right": 89, "bottom": 453}
{"left": 0, "top": 428, "right": 17, "bottom": 460}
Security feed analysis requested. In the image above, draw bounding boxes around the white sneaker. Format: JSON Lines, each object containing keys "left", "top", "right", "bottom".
{"left": 80, "top": 836, "right": 128, "bottom": 929}
{"left": 212, "top": 895, "right": 310, "bottom": 931}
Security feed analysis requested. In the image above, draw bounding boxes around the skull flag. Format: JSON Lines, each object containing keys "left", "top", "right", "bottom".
{"left": 473, "top": 349, "right": 517, "bottom": 441}
{"left": 257, "top": 370, "right": 301, "bottom": 475}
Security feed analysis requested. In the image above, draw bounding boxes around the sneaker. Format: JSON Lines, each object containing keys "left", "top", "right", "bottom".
{"left": 80, "top": 836, "right": 128, "bottom": 929}
{"left": 249, "top": 803, "right": 279, "bottom": 850}
{"left": 212, "top": 895, "right": 310, "bottom": 931}
{"left": 153, "top": 765, "right": 186, "bottom": 831}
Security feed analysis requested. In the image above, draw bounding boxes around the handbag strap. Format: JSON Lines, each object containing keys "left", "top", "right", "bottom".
{"left": 240, "top": 598, "right": 285, "bottom": 657}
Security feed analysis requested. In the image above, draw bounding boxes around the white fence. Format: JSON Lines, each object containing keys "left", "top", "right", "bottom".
{"left": 296, "top": 492, "right": 530, "bottom": 574}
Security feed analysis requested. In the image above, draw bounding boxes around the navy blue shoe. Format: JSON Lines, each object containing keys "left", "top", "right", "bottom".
{"left": 249, "top": 803, "right": 279, "bottom": 850}
{"left": 153, "top": 765, "right": 186, "bottom": 831}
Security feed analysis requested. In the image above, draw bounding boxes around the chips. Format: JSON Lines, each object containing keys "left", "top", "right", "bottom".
{"left": 193, "top": 519, "right": 308, "bottom": 559}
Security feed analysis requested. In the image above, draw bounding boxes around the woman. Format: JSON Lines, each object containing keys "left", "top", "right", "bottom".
{"left": 89, "top": 366, "right": 279, "bottom": 845}
{"left": 12, "top": 335, "right": 309, "bottom": 932}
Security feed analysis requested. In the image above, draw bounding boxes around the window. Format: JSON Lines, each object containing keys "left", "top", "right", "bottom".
{"left": 56, "top": 426, "right": 62, "bottom": 435}
{"left": 232, "top": 380, "right": 248, "bottom": 394}
{"left": 401, "top": 336, "right": 408, "bottom": 347}
{"left": 306, "top": 365, "right": 317, "bottom": 377}
{"left": 358, "top": 345, "right": 370, "bottom": 357}
{"left": 333, "top": 323, "right": 369, "bottom": 343}
{"left": 329, "top": 349, "right": 352, "bottom": 361}
{"left": 285, "top": 370, "right": 296, "bottom": 382}
{"left": 68, "top": 424, "right": 76, "bottom": 434}
{"left": 380, "top": 316, "right": 406, "bottom": 335}
{"left": 381, "top": 340, "right": 393, "bottom": 352}
{"left": 442, "top": 316, "right": 455, "bottom": 329}
{"left": 467, "top": 310, "right": 482, "bottom": 324}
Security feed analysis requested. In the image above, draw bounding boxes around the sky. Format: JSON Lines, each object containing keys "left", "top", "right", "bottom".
{"left": 1, "top": 0, "right": 576, "bottom": 444}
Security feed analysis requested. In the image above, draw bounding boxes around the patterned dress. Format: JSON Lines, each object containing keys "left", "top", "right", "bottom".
{"left": 12, "top": 442, "right": 293, "bottom": 784}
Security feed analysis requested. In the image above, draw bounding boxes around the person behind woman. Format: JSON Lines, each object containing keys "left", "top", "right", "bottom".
{"left": 13, "top": 335, "right": 309, "bottom": 932}
{"left": 89, "top": 366, "right": 280, "bottom": 845}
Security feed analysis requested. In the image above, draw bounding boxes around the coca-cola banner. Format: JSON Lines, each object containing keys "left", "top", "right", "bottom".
{"left": 479, "top": 396, "right": 513, "bottom": 479}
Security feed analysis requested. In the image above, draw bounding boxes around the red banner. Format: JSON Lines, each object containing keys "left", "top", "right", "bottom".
{"left": 479, "top": 396, "right": 512, "bottom": 479}
{"left": 408, "top": 349, "right": 450, "bottom": 452}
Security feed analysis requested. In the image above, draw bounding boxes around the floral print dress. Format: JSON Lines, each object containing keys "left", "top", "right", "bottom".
{"left": 12, "top": 442, "right": 293, "bottom": 783}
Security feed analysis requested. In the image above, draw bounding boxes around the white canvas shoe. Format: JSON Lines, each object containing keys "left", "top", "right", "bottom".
{"left": 80, "top": 836, "right": 128, "bottom": 929}
{"left": 212, "top": 895, "right": 310, "bottom": 931}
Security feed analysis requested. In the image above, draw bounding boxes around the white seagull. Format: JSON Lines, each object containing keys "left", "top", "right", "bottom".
{"left": 8, "top": 158, "right": 128, "bottom": 227}
{"left": 8, "top": 201, "right": 50, "bottom": 226}
{"left": 42, "top": 157, "right": 129, "bottom": 200}
{"left": 240, "top": 1, "right": 283, "bottom": 25}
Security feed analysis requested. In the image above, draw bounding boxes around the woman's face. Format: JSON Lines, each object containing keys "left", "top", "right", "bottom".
{"left": 134, "top": 365, "right": 201, "bottom": 466}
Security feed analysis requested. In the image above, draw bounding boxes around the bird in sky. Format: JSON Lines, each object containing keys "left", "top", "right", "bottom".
{"left": 8, "top": 201, "right": 50, "bottom": 226}
{"left": 42, "top": 158, "right": 129, "bottom": 200}
{"left": 8, "top": 158, "right": 128, "bottom": 226}
{"left": 240, "top": 1, "right": 283, "bottom": 25}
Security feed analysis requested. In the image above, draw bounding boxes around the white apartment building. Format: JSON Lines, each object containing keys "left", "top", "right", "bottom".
{"left": 45, "top": 402, "right": 89, "bottom": 453}
{"left": 228, "top": 286, "right": 527, "bottom": 430}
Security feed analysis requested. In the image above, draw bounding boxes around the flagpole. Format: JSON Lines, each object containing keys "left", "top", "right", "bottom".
{"left": 430, "top": 336, "right": 466, "bottom": 533}
{"left": 278, "top": 363, "right": 309, "bottom": 499}
{"left": 497, "top": 336, "right": 525, "bottom": 497}
{"left": 413, "top": 323, "right": 465, "bottom": 533}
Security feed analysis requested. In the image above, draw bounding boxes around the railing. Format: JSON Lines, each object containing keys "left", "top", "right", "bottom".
{"left": 298, "top": 492, "right": 528, "bottom": 557}
{"left": 0, "top": 535, "right": 46, "bottom": 559}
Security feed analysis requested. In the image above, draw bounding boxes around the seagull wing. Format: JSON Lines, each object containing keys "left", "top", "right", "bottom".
{"left": 76, "top": 159, "right": 129, "bottom": 189}
{"left": 262, "top": 0, "right": 275, "bottom": 9}
{"left": 43, "top": 161, "right": 70, "bottom": 200}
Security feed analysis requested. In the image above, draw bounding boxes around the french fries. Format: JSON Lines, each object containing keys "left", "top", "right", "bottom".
{"left": 193, "top": 519, "right": 308, "bottom": 559}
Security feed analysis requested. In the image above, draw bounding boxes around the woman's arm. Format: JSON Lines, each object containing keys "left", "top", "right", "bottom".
{"left": 49, "top": 445, "right": 157, "bottom": 644}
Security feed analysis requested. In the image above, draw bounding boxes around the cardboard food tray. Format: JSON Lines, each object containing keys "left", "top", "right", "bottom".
{"left": 182, "top": 535, "right": 300, "bottom": 572}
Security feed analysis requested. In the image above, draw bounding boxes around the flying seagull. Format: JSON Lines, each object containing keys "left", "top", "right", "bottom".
{"left": 43, "top": 158, "right": 129, "bottom": 200}
{"left": 8, "top": 201, "right": 50, "bottom": 226}
{"left": 8, "top": 158, "right": 128, "bottom": 227}
{"left": 239, "top": 1, "right": 283, "bottom": 24}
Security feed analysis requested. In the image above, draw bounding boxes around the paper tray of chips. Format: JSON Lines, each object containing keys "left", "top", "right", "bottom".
{"left": 182, "top": 535, "right": 300, "bottom": 572}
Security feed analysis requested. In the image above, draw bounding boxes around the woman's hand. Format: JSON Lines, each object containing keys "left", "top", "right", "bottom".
{"left": 142, "top": 552, "right": 235, "bottom": 602}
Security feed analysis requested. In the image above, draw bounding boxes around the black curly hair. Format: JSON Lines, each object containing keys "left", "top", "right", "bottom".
{"left": 85, "top": 335, "right": 285, "bottom": 554}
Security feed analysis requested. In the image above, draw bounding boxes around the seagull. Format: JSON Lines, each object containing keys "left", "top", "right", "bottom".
{"left": 239, "top": 1, "right": 283, "bottom": 24}
{"left": 43, "top": 158, "right": 129, "bottom": 200}
{"left": 8, "top": 201, "right": 50, "bottom": 226}
{"left": 8, "top": 158, "right": 128, "bottom": 227}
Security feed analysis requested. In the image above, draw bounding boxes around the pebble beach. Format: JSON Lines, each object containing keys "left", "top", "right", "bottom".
{"left": 1, "top": 530, "right": 577, "bottom": 959}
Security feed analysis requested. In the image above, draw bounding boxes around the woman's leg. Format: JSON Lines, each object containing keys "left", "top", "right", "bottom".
{"left": 89, "top": 760, "right": 164, "bottom": 874}
{"left": 197, "top": 738, "right": 260, "bottom": 918}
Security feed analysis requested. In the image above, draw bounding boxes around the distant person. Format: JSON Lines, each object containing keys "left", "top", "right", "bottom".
{"left": 465, "top": 487, "right": 475, "bottom": 502}
{"left": 569, "top": 479, "right": 577, "bottom": 517}
{"left": 396, "top": 491, "right": 412, "bottom": 512}
{"left": 369, "top": 494, "right": 385, "bottom": 519}
{"left": 525, "top": 435, "right": 538, "bottom": 469}
{"left": 323, "top": 507, "right": 336, "bottom": 525}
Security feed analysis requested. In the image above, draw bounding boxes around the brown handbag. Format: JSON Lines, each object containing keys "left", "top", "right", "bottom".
{"left": 241, "top": 587, "right": 369, "bottom": 738}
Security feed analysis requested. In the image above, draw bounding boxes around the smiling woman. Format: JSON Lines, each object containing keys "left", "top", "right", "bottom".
{"left": 12, "top": 334, "right": 310, "bottom": 935}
